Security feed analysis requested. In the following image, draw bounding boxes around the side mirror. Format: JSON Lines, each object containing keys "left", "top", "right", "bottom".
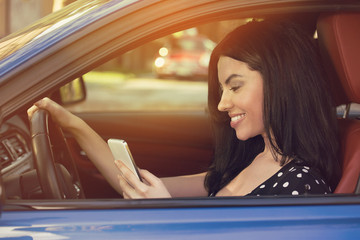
{"left": 52, "top": 77, "right": 87, "bottom": 105}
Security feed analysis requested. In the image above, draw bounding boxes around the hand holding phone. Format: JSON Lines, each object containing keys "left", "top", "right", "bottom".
{"left": 108, "top": 138, "right": 142, "bottom": 181}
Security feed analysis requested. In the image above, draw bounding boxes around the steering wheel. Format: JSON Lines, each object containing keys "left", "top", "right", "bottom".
{"left": 30, "top": 109, "right": 84, "bottom": 199}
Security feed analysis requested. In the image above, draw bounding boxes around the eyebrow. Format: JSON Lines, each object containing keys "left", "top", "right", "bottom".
{"left": 224, "top": 74, "right": 244, "bottom": 85}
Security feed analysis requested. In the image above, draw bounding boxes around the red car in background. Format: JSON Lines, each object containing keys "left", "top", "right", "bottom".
{"left": 154, "top": 32, "right": 215, "bottom": 80}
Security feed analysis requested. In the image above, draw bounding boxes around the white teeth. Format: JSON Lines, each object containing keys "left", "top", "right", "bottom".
{"left": 231, "top": 114, "right": 246, "bottom": 122}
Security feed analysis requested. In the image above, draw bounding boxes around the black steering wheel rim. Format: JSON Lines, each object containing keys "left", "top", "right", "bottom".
{"left": 30, "top": 109, "right": 83, "bottom": 199}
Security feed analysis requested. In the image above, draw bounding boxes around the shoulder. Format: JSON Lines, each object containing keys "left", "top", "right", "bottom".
{"left": 276, "top": 163, "right": 332, "bottom": 195}
{"left": 250, "top": 161, "right": 332, "bottom": 196}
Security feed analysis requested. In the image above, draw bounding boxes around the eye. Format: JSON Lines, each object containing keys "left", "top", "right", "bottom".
{"left": 228, "top": 80, "right": 244, "bottom": 92}
{"left": 229, "top": 86, "right": 241, "bottom": 92}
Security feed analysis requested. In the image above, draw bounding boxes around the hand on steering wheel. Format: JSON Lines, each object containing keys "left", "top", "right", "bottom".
{"left": 29, "top": 102, "right": 84, "bottom": 199}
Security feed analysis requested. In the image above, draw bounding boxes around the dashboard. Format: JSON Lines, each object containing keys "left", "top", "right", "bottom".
{"left": 1, "top": 115, "right": 34, "bottom": 199}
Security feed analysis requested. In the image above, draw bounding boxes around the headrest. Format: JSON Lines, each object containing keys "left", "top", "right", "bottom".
{"left": 317, "top": 13, "right": 360, "bottom": 105}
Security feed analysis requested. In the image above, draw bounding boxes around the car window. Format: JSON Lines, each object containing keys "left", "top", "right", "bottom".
{"left": 337, "top": 103, "right": 360, "bottom": 119}
{"left": 64, "top": 20, "right": 246, "bottom": 113}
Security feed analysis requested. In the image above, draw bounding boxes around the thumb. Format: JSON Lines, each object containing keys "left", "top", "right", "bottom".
{"left": 27, "top": 105, "right": 39, "bottom": 120}
{"left": 139, "top": 169, "right": 161, "bottom": 186}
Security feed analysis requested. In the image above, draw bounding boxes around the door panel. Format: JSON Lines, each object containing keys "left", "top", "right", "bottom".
{"left": 66, "top": 111, "right": 214, "bottom": 198}
{"left": 76, "top": 111, "right": 214, "bottom": 177}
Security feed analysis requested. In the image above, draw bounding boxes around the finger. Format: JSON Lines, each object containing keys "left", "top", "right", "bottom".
{"left": 139, "top": 169, "right": 162, "bottom": 187}
{"left": 115, "top": 160, "right": 146, "bottom": 192}
{"left": 27, "top": 97, "right": 53, "bottom": 120}
{"left": 27, "top": 105, "right": 39, "bottom": 120}
{"left": 117, "top": 174, "right": 139, "bottom": 199}
{"left": 35, "top": 97, "right": 59, "bottom": 114}
{"left": 34, "top": 97, "right": 51, "bottom": 108}
{"left": 33, "top": 97, "right": 47, "bottom": 109}
{"left": 123, "top": 191, "right": 130, "bottom": 199}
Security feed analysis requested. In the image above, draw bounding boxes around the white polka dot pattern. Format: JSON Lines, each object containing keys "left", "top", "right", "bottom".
{"left": 249, "top": 160, "right": 331, "bottom": 196}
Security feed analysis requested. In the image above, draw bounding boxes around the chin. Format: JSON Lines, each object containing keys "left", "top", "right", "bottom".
{"left": 235, "top": 129, "right": 262, "bottom": 141}
{"left": 235, "top": 132, "right": 250, "bottom": 141}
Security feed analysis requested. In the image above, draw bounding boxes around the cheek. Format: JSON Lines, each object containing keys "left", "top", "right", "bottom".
{"left": 254, "top": 93, "right": 264, "bottom": 116}
{"left": 246, "top": 87, "right": 264, "bottom": 123}
{"left": 254, "top": 92, "right": 265, "bottom": 129}
{"left": 239, "top": 88, "right": 263, "bottom": 113}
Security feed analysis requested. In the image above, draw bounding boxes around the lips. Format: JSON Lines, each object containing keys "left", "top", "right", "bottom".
{"left": 230, "top": 113, "right": 246, "bottom": 128}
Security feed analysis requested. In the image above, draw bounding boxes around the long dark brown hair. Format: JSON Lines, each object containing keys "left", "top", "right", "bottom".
{"left": 205, "top": 20, "right": 341, "bottom": 195}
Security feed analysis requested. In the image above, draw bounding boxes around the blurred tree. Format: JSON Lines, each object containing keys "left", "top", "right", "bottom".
{"left": 0, "top": 0, "right": 6, "bottom": 38}
{"left": 5, "top": 0, "right": 52, "bottom": 34}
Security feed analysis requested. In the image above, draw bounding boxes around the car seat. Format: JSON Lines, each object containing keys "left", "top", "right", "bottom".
{"left": 317, "top": 12, "right": 360, "bottom": 193}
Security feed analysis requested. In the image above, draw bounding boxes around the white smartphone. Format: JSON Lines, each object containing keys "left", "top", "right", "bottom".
{"left": 107, "top": 138, "right": 142, "bottom": 181}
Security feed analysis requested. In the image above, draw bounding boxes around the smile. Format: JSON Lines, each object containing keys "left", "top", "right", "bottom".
{"left": 231, "top": 113, "right": 246, "bottom": 122}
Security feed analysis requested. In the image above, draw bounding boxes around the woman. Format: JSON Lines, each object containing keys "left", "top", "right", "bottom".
{"left": 28, "top": 19, "right": 341, "bottom": 198}
{"left": 205, "top": 20, "right": 341, "bottom": 196}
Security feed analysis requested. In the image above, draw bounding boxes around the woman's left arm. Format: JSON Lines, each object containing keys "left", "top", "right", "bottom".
{"left": 115, "top": 160, "right": 208, "bottom": 199}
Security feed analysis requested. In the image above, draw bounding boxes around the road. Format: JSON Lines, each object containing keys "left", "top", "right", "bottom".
{"left": 66, "top": 76, "right": 208, "bottom": 113}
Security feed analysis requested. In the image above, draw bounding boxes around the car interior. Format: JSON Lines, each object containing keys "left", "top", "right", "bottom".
{"left": 0, "top": 10, "right": 360, "bottom": 201}
{"left": 317, "top": 12, "right": 360, "bottom": 194}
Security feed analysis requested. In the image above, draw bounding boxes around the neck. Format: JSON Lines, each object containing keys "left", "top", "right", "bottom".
{"left": 259, "top": 134, "right": 280, "bottom": 162}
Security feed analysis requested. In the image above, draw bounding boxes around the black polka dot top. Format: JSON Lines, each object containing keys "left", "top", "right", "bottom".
{"left": 248, "top": 159, "right": 332, "bottom": 196}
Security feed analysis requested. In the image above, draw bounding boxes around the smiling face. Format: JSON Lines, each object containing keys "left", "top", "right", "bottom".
{"left": 217, "top": 56, "right": 265, "bottom": 141}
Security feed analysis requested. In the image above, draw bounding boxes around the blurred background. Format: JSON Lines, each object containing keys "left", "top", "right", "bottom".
{"left": 0, "top": 0, "right": 75, "bottom": 38}
{"left": 1, "top": 0, "right": 358, "bottom": 116}
{"left": 0, "top": 0, "right": 247, "bottom": 113}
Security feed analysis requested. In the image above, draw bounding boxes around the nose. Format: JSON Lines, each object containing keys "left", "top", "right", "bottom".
{"left": 217, "top": 91, "right": 232, "bottom": 112}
